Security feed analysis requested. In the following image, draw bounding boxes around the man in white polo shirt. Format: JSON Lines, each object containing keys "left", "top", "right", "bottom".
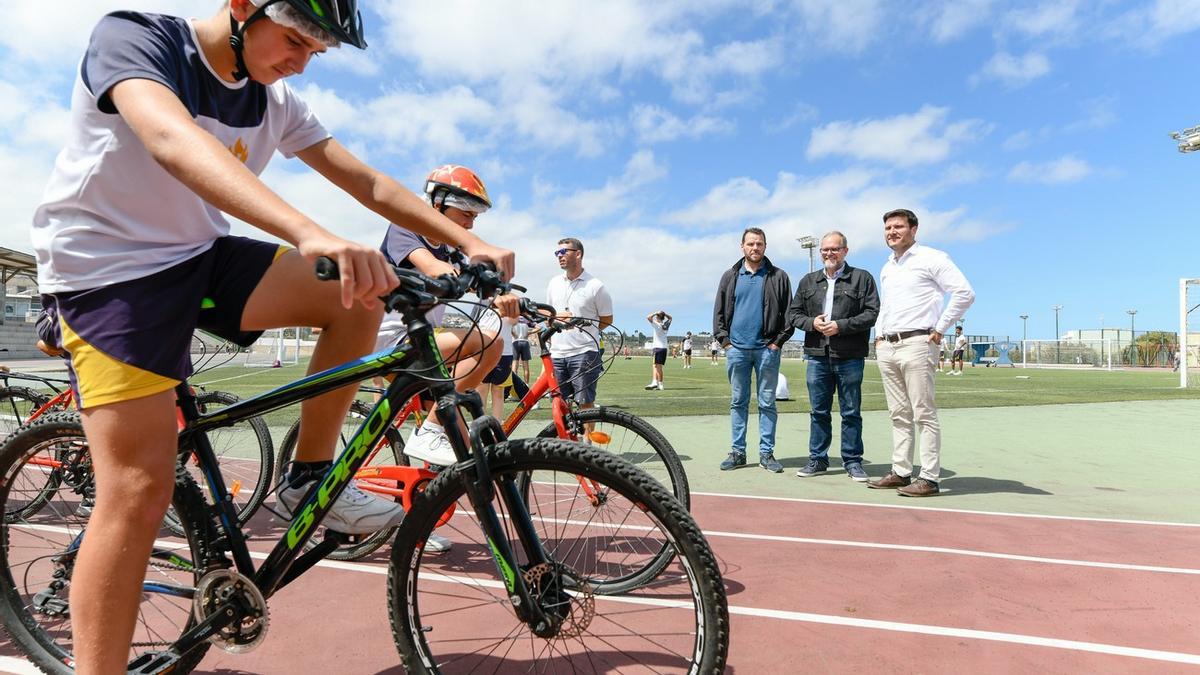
{"left": 869, "top": 209, "right": 974, "bottom": 497}
{"left": 546, "top": 238, "right": 613, "bottom": 408}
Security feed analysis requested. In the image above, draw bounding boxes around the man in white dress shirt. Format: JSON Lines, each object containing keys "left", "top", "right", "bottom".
{"left": 868, "top": 209, "right": 975, "bottom": 497}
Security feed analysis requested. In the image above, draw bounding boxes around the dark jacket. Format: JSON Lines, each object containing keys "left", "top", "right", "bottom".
{"left": 712, "top": 256, "right": 795, "bottom": 348}
{"left": 787, "top": 263, "right": 879, "bottom": 359}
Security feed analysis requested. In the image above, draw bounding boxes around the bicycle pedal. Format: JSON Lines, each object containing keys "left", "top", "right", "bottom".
{"left": 126, "top": 649, "right": 182, "bottom": 674}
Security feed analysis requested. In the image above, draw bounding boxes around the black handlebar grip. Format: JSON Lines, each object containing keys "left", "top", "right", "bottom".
{"left": 315, "top": 257, "right": 339, "bottom": 281}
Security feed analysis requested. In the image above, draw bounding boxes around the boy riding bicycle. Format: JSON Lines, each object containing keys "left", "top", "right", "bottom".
{"left": 31, "top": 2, "right": 514, "bottom": 672}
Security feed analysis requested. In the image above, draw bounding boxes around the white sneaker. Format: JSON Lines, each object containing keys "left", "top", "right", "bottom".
{"left": 424, "top": 533, "right": 453, "bottom": 553}
{"left": 278, "top": 477, "right": 404, "bottom": 535}
{"left": 405, "top": 428, "right": 459, "bottom": 466}
{"left": 644, "top": 382, "right": 658, "bottom": 390}
{"left": 657, "top": 383, "right": 665, "bottom": 390}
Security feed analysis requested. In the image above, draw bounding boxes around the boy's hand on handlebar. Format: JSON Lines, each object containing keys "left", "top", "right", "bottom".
{"left": 494, "top": 293, "right": 521, "bottom": 319}
{"left": 301, "top": 234, "right": 398, "bottom": 310}
{"left": 460, "top": 241, "right": 515, "bottom": 281}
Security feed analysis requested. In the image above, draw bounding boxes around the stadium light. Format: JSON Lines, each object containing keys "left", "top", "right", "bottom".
{"left": 797, "top": 236, "right": 817, "bottom": 273}
{"left": 1052, "top": 304, "right": 1063, "bottom": 363}
{"left": 1127, "top": 309, "right": 1137, "bottom": 366}
{"left": 1019, "top": 314, "right": 1028, "bottom": 342}
{"left": 1170, "top": 124, "right": 1200, "bottom": 153}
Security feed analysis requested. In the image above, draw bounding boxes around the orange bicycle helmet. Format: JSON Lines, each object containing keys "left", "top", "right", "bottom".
{"left": 425, "top": 165, "right": 492, "bottom": 214}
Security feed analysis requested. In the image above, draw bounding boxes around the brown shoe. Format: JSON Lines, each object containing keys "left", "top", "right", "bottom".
{"left": 867, "top": 471, "right": 911, "bottom": 489}
{"left": 897, "top": 478, "right": 940, "bottom": 497}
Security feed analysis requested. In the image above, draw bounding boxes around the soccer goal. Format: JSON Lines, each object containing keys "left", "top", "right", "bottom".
{"left": 1181, "top": 278, "right": 1200, "bottom": 387}
{"left": 243, "top": 328, "right": 301, "bottom": 368}
{"left": 1019, "top": 339, "right": 1112, "bottom": 370}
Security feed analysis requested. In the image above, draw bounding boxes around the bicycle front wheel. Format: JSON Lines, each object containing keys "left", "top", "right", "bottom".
{"left": 0, "top": 412, "right": 218, "bottom": 674}
{"left": 537, "top": 406, "right": 690, "bottom": 509}
{"left": 387, "top": 437, "right": 728, "bottom": 674}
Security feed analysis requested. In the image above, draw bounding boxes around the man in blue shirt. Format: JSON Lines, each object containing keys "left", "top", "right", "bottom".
{"left": 712, "top": 228, "right": 794, "bottom": 472}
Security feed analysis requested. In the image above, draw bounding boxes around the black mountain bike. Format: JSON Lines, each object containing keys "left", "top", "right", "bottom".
{"left": 0, "top": 259, "right": 729, "bottom": 673}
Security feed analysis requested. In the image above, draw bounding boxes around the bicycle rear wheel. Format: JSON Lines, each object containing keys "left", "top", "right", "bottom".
{"left": 166, "top": 390, "right": 274, "bottom": 535}
{"left": 0, "top": 386, "right": 51, "bottom": 440}
{"left": 276, "top": 399, "right": 407, "bottom": 560}
{"left": 0, "top": 412, "right": 218, "bottom": 674}
{"left": 387, "top": 437, "right": 728, "bottom": 674}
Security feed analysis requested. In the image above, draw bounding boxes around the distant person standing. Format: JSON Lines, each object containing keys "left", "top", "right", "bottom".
{"left": 682, "top": 332, "right": 694, "bottom": 368}
{"left": 712, "top": 228, "right": 794, "bottom": 473}
{"left": 546, "top": 238, "right": 613, "bottom": 409}
{"left": 710, "top": 340, "right": 720, "bottom": 365}
{"left": 869, "top": 209, "right": 974, "bottom": 497}
{"left": 646, "top": 310, "right": 672, "bottom": 390}
{"left": 950, "top": 326, "right": 967, "bottom": 375}
{"left": 511, "top": 317, "right": 532, "bottom": 385}
{"left": 787, "top": 231, "right": 879, "bottom": 483}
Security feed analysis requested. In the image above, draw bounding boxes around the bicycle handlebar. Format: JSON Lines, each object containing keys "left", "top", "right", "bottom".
{"left": 315, "top": 256, "right": 516, "bottom": 311}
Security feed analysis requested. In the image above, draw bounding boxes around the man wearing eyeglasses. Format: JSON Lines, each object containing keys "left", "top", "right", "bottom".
{"left": 787, "top": 231, "right": 879, "bottom": 482}
{"left": 546, "top": 238, "right": 613, "bottom": 409}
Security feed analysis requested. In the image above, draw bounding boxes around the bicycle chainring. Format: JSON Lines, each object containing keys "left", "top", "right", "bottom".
{"left": 192, "top": 568, "right": 269, "bottom": 653}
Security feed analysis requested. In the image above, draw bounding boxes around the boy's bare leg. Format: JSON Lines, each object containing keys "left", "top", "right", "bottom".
{"left": 241, "top": 251, "right": 383, "bottom": 462}
{"left": 421, "top": 326, "right": 501, "bottom": 434}
{"left": 73, "top": 390, "right": 178, "bottom": 675}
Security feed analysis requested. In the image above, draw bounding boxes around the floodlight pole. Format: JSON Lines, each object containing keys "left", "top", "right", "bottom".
{"left": 1052, "top": 304, "right": 1063, "bottom": 363}
{"left": 1019, "top": 314, "right": 1028, "bottom": 342}
{"left": 797, "top": 236, "right": 817, "bottom": 273}
{"left": 1127, "top": 309, "right": 1137, "bottom": 366}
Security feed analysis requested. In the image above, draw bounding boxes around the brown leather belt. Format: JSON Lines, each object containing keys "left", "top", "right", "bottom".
{"left": 880, "top": 329, "right": 931, "bottom": 343}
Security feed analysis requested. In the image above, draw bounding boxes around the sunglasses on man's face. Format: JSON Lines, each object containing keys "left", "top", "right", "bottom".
{"left": 554, "top": 248, "right": 579, "bottom": 257}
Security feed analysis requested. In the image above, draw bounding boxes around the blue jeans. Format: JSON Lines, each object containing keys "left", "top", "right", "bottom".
{"left": 726, "top": 345, "right": 780, "bottom": 457}
{"left": 805, "top": 355, "right": 864, "bottom": 464}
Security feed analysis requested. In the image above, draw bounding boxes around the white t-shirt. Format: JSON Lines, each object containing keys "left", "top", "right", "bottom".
{"left": 683, "top": 336, "right": 693, "bottom": 351}
{"left": 474, "top": 302, "right": 514, "bottom": 357}
{"left": 545, "top": 270, "right": 613, "bottom": 358}
{"left": 32, "top": 12, "right": 329, "bottom": 292}
{"left": 512, "top": 321, "right": 530, "bottom": 342}
{"left": 651, "top": 319, "right": 668, "bottom": 350}
{"left": 954, "top": 334, "right": 968, "bottom": 352}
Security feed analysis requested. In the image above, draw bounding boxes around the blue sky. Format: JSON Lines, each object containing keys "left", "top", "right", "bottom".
{"left": 2, "top": 1, "right": 1199, "bottom": 342}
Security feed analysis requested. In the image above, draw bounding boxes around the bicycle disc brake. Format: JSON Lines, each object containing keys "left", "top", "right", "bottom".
{"left": 523, "top": 562, "right": 594, "bottom": 639}
{"left": 192, "top": 568, "right": 269, "bottom": 653}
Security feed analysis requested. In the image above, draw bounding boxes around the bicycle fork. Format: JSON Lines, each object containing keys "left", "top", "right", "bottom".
{"left": 438, "top": 395, "right": 561, "bottom": 637}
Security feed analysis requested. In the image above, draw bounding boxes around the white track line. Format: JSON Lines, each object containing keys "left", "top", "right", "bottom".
{"left": 704, "top": 529, "right": 1200, "bottom": 575}
{"left": 690, "top": 490, "right": 1200, "bottom": 528}
{"left": 251, "top": 552, "right": 1200, "bottom": 667}
{"left": 0, "top": 656, "right": 42, "bottom": 675}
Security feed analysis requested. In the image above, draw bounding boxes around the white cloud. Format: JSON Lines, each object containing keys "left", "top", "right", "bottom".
{"left": 1004, "top": 1, "right": 1080, "bottom": 40}
{"left": 666, "top": 168, "right": 1002, "bottom": 257}
{"left": 631, "top": 105, "right": 732, "bottom": 144}
{"left": 924, "top": 0, "right": 996, "bottom": 43}
{"left": 790, "top": 0, "right": 886, "bottom": 54}
{"left": 549, "top": 151, "right": 667, "bottom": 223}
{"left": 807, "top": 106, "right": 989, "bottom": 167}
{"left": 970, "top": 51, "right": 1051, "bottom": 89}
{"left": 1063, "top": 96, "right": 1117, "bottom": 133}
{"left": 1007, "top": 155, "right": 1093, "bottom": 184}
{"left": 1, "top": 1, "right": 195, "bottom": 65}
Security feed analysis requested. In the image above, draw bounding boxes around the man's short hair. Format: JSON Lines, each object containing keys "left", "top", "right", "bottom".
{"left": 883, "top": 209, "right": 918, "bottom": 227}
{"left": 741, "top": 227, "right": 766, "bottom": 244}
{"left": 822, "top": 231, "right": 848, "bottom": 248}
{"left": 954, "top": 325, "right": 963, "bottom": 332}
{"left": 558, "top": 237, "right": 584, "bottom": 255}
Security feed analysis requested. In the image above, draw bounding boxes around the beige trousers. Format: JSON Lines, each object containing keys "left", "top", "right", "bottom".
{"left": 876, "top": 335, "right": 941, "bottom": 481}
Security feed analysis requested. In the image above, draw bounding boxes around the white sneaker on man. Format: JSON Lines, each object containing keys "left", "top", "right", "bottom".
{"left": 278, "top": 477, "right": 405, "bottom": 535}
{"left": 405, "top": 427, "right": 459, "bottom": 466}
{"left": 644, "top": 382, "right": 658, "bottom": 390}
{"left": 656, "top": 383, "right": 665, "bottom": 390}
{"left": 424, "top": 533, "right": 453, "bottom": 553}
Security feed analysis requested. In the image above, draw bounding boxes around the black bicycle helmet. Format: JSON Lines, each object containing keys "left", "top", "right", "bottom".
{"left": 230, "top": 0, "right": 367, "bottom": 80}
